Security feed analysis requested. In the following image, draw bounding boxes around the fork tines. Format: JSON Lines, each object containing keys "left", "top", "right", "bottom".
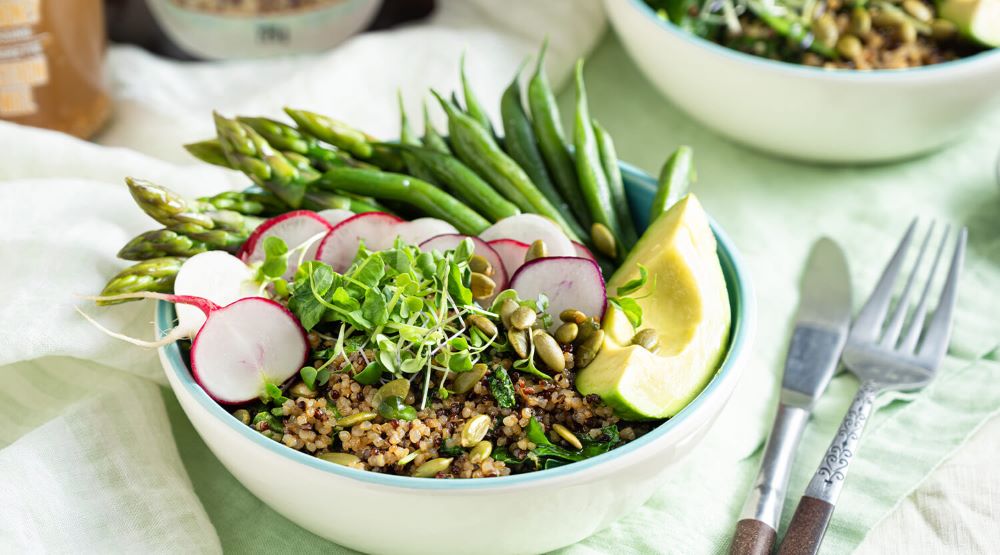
{"left": 850, "top": 219, "right": 967, "bottom": 364}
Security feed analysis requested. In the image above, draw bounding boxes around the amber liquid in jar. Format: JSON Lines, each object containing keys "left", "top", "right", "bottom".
{"left": 0, "top": 0, "right": 111, "bottom": 138}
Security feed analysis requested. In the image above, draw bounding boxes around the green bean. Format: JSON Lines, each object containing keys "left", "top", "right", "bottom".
{"left": 432, "top": 91, "right": 582, "bottom": 242}
{"left": 460, "top": 53, "right": 496, "bottom": 137}
{"left": 422, "top": 100, "right": 451, "bottom": 154}
{"left": 527, "top": 41, "right": 590, "bottom": 227}
{"left": 303, "top": 189, "right": 388, "bottom": 214}
{"left": 500, "top": 64, "right": 587, "bottom": 240}
{"left": 317, "top": 167, "right": 489, "bottom": 234}
{"left": 389, "top": 145, "right": 520, "bottom": 221}
{"left": 650, "top": 145, "right": 695, "bottom": 222}
{"left": 573, "top": 60, "right": 622, "bottom": 257}
{"left": 397, "top": 92, "right": 439, "bottom": 185}
{"left": 592, "top": 119, "right": 637, "bottom": 249}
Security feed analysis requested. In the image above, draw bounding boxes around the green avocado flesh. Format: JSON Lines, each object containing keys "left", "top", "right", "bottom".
{"left": 575, "top": 194, "right": 732, "bottom": 420}
{"left": 939, "top": 0, "right": 1000, "bottom": 46}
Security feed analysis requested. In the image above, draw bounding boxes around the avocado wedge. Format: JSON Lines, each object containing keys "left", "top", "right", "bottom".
{"left": 575, "top": 194, "right": 731, "bottom": 420}
{"left": 939, "top": 0, "right": 1000, "bottom": 47}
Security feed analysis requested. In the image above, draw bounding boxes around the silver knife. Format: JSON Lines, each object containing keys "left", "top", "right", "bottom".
{"left": 728, "top": 237, "right": 852, "bottom": 555}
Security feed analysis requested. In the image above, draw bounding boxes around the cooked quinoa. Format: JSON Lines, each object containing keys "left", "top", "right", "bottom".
{"left": 237, "top": 344, "right": 654, "bottom": 479}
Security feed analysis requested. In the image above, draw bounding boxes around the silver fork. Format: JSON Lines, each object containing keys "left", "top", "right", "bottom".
{"left": 777, "top": 220, "right": 968, "bottom": 555}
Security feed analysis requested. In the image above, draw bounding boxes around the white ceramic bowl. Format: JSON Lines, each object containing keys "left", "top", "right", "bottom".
{"left": 605, "top": 0, "right": 1000, "bottom": 163}
{"left": 159, "top": 165, "right": 756, "bottom": 555}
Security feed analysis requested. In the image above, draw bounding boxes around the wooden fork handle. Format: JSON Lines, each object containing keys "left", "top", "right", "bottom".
{"left": 777, "top": 496, "right": 834, "bottom": 555}
{"left": 778, "top": 381, "right": 880, "bottom": 555}
{"left": 730, "top": 519, "right": 777, "bottom": 555}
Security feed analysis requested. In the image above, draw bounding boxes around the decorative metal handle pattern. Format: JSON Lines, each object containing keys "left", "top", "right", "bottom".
{"left": 804, "top": 380, "right": 880, "bottom": 503}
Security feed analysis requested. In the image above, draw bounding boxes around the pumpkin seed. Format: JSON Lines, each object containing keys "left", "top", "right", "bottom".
{"left": 813, "top": 13, "right": 839, "bottom": 48}
{"left": 898, "top": 20, "right": 917, "bottom": 43}
{"left": 902, "top": 0, "right": 932, "bottom": 22}
{"left": 336, "top": 411, "right": 378, "bottom": 428}
{"left": 836, "top": 35, "right": 863, "bottom": 59}
{"left": 559, "top": 309, "right": 587, "bottom": 324}
{"left": 576, "top": 329, "right": 605, "bottom": 369}
{"left": 318, "top": 452, "right": 361, "bottom": 467}
{"left": 290, "top": 381, "right": 316, "bottom": 398}
{"left": 872, "top": 10, "right": 905, "bottom": 27}
{"left": 460, "top": 414, "right": 491, "bottom": 447}
{"left": 555, "top": 322, "right": 579, "bottom": 344}
{"left": 453, "top": 363, "right": 488, "bottom": 394}
{"left": 470, "top": 272, "right": 496, "bottom": 300}
{"left": 632, "top": 328, "right": 659, "bottom": 351}
{"left": 552, "top": 423, "right": 583, "bottom": 450}
{"left": 850, "top": 7, "right": 872, "bottom": 35}
{"left": 233, "top": 409, "right": 251, "bottom": 426}
{"left": 468, "top": 440, "right": 493, "bottom": 464}
{"left": 590, "top": 223, "right": 617, "bottom": 259}
{"left": 576, "top": 318, "right": 601, "bottom": 343}
{"left": 466, "top": 314, "right": 498, "bottom": 337}
{"left": 499, "top": 298, "right": 519, "bottom": 329}
{"left": 525, "top": 239, "right": 548, "bottom": 262}
{"left": 373, "top": 378, "right": 410, "bottom": 408}
{"left": 930, "top": 18, "right": 956, "bottom": 39}
{"left": 508, "top": 329, "right": 530, "bottom": 359}
{"left": 469, "top": 254, "right": 493, "bottom": 276}
{"left": 413, "top": 457, "right": 453, "bottom": 478}
{"left": 532, "top": 330, "right": 566, "bottom": 372}
{"left": 510, "top": 306, "right": 537, "bottom": 330}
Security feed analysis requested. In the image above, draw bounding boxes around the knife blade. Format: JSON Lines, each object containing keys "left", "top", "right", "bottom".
{"left": 728, "top": 237, "right": 851, "bottom": 555}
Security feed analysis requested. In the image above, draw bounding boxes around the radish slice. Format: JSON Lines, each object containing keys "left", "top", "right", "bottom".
{"left": 508, "top": 257, "right": 607, "bottom": 330}
{"left": 173, "top": 251, "right": 259, "bottom": 337}
{"left": 479, "top": 214, "right": 575, "bottom": 258}
{"left": 396, "top": 218, "right": 459, "bottom": 245}
{"left": 486, "top": 239, "right": 530, "bottom": 278}
{"left": 573, "top": 241, "right": 597, "bottom": 263}
{"left": 420, "top": 234, "right": 509, "bottom": 291}
{"left": 316, "top": 212, "right": 404, "bottom": 272}
{"left": 189, "top": 297, "right": 309, "bottom": 404}
{"left": 316, "top": 209, "right": 354, "bottom": 227}
{"left": 240, "top": 210, "right": 332, "bottom": 279}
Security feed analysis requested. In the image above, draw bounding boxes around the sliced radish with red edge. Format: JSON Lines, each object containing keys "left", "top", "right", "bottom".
{"left": 478, "top": 214, "right": 575, "bottom": 258}
{"left": 486, "top": 239, "right": 529, "bottom": 278}
{"left": 316, "top": 212, "right": 404, "bottom": 272}
{"left": 188, "top": 296, "right": 309, "bottom": 404}
{"left": 420, "top": 234, "right": 509, "bottom": 291}
{"left": 508, "top": 256, "right": 607, "bottom": 331}
{"left": 316, "top": 208, "right": 354, "bottom": 227}
{"left": 239, "top": 210, "right": 332, "bottom": 279}
{"left": 395, "top": 218, "right": 459, "bottom": 245}
{"left": 173, "top": 251, "right": 260, "bottom": 337}
{"left": 572, "top": 241, "right": 597, "bottom": 263}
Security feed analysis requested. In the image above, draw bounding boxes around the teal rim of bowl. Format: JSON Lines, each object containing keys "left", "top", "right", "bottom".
{"left": 625, "top": 0, "right": 1000, "bottom": 78}
{"left": 157, "top": 161, "right": 757, "bottom": 491}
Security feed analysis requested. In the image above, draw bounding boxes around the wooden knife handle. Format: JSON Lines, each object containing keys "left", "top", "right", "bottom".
{"left": 729, "top": 519, "right": 777, "bottom": 555}
{"left": 776, "top": 496, "right": 835, "bottom": 555}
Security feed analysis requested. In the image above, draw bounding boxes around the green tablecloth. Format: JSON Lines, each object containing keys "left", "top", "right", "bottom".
{"left": 170, "top": 35, "right": 999, "bottom": 554}
{"left": 1, "top": 29, "right": 996, "bottom": 554}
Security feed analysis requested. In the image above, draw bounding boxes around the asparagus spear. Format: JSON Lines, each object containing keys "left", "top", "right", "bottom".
{"left": 284, "top": 108, "right": 404, "bottom": 171}
{"left": 118, "top": 229, "right": 209, "bottom": 261}
{"left": 214, "top": 113, "right": 311, "bottom": 208}
{"left": 184, "top": 140, "right": 231, "bottom": 168}
{"left": 125, "top": 177, "right": 261, "bottom": 232}
{"left": 198, "top": 189, "right": 285, "bottom": 216}
{"left": 98, "top": 257, "right": 184, "bottom": 305}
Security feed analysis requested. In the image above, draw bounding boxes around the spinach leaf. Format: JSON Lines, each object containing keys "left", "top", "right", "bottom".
{"left": 487, "top": 366, "right": 516, "bottom": 409}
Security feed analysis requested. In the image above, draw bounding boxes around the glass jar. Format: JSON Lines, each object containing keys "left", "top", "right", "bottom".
{"left": 0, "top": 0, "right": 111, "bottom": 138}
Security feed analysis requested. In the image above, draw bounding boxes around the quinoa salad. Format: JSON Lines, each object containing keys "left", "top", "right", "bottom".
{"left": 645, "top": 0, "right": 996, "bottom": 69}
{"left": 86, "top": 45, "right": 731, "bottom": 480}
